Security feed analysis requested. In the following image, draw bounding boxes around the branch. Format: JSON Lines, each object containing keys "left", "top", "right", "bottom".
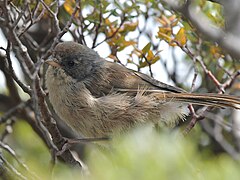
{"left": 41, "top": 0, "right": 80, "bottom": 59}
{"left": 4, "top": 41, "right": 32, "bottom": 94}
{"left": 167, "top": 0, "right": 240, "bottom": 59}
{"left": 200, "top": 119, "right": 240, "bottom": 160}
{"left": 174, "top": 43, "right": 240, "bottom": 134}
{"left": 1, "top": 0, "right": 82, "bottom": 167}
{"left": 0, "top": 100, "right": 31, "bottom": 124}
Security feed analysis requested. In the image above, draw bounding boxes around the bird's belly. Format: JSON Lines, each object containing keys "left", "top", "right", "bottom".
{"left": 47, "top": 79, "right": 188, "bottom": 137}
{"left": 48, "top": 87, "right": 105, "bottom": 137}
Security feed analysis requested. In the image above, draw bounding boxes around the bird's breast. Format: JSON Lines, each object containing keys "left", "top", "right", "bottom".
{"left": 46, "top": 67, "right": 98, "bottom": 136}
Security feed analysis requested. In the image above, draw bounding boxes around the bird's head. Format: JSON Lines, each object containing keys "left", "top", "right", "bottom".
{"left": 46, "top": 42, "right": 101, "bottom": 80}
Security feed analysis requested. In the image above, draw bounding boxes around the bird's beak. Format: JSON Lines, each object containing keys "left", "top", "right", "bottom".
{"left": 45, "top": 59, "right": 61, "bottom": 67}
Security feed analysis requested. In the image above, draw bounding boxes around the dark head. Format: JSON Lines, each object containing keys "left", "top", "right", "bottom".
{"left": 46, "top": 42, "right": 101, "bottom": 80}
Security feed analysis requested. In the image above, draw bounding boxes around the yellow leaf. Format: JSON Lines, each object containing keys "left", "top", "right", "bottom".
{"left": 142, "top": 43, "right": 151, "bottom": 55}
{"left": 152, "top": 56, "right": 160, "bottom": 63}
{"left": 139, "top": 51, "right": 160, "bottom": 68}
{"left": 157, "top": 18, "right": 167, "bottom": 26}
{"left": 147, "top": 50, "right": 154, "bottom": 60}
{"left": 157, "top": 31, "right": 172, "bottom": 42}
{"left": 105, "top": 18, "right": 111, "bottom": 26}
{"left": 127, "top": 59, "right": 133, "bottom": 63}
{"left": 169, "top": 41, "right": 177, "bottom": 47}
{"left": 175, "top": 27, "right": 187, "bottom": 46}
{"left": 159, "top": 27, "right": 171, "bottom": 35}
{"left": 161, "top": 15, "right": 171, "bottom": 25}
{"left": 139, "top": 61, "right": 148, "bottom": 68}
{"left": 122, "top": 40, "right": 136, "bottom": 47}
{"left": 118, "top": 40, "right": 136, "bottom": 51}
{"left": 168, "top": 15, "right": 176, "bottom": 22}
{"left": 123, "top": 21, "right": 138, "bottom": 32}
{"left": 147, "top": 50, "right": 160, "bottom": 65}
{"left": 63, "top": 0, "right": 75, "bottom": 15}
{"left": 210, "top": 46, "right": 222, "bottom": 58}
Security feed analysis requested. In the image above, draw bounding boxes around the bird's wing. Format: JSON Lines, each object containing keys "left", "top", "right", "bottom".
{"left": 133, "top": 71, "right": 185, "bottom": 93}
{"left": 86, "top": 61, "right": 240, "bottom": 109}
{"left": 104, "top": 61, "right": 184, "bottom": 93}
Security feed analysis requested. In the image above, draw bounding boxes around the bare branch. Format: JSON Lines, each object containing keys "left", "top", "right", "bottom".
{"left": 5, "top": 41, "right": 32, "bottom": 94}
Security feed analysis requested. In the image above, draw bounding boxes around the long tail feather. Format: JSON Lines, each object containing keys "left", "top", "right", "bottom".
{"left": 116, "top": 89, "right": 240, "bottom": 109}
{"left": 154, "top": 93, "right": 240, "bottom": 109}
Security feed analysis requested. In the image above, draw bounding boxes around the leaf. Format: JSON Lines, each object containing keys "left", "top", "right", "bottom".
{"left": 152, "top": 56, "right": 160, "bottom": 63}
{"left": 139, "top": 49, "right": 160, "bottom": 68}
{"left": 157, "top": 18, "right": 167, "bottom": 26}
{"left": 105, "top": 18, "right": 112, "bottom": 26}
{"left": 168, "top": 15, "right": 176, "bottom": 22}
{"left": 210, "top": 46, "right": 223, "bottom": 58}
{"left": 142, "top": 43, "right": 151, "bottom": 55}
{"left": 139, "top": 61, "right": 148, "bottom": 68}
{"left": 157, "top": 31, "right": 172, "bottom": 42}
{"left": 123, "top": 21, "right": 138, "bottom": 32}
{"left": 118, "top": 40, "right": 136, "bottom": 51}
{"left": 63, "top": 0, "right": 75, "bottom": 15}
{"left": 147, "top": 50, "right": 160, "bottom": 64}
{"left": 122, "top": 40, "right": 136, "bottom": 47}
{"left": 146, "top": 50, "right": 154, "bottom": 60}
{"left": 175, "top": 27, "right": 187, "bottom": 46}
{"left": 161, "top": 15, "right": 171, "bottom": 25}
{"left": 127, "top": 59, "right": 133, "bottom": 63}
{"left": 159, "top": 27, "right": 171, "bottom": 35}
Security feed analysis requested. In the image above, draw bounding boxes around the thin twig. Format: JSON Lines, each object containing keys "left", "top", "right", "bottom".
{"left": 0, "top": 100, "right": 31, "bottom": 124}
{"left": 92, "top": 1, "right": 103, "bottom": 48}
{"left": 5, "top": 41, "right": 32, "bottom": 94}
{"left": 94, "top": 14, "right": 126, "bottom": 47}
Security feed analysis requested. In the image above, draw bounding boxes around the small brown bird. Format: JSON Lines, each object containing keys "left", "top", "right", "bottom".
{"left": 45, "top": 42, "right": 240, "bottom": 137}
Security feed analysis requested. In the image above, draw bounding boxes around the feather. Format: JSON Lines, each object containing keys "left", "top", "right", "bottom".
{"left": 116, "top": 89, "right": 240, "bottom": 109}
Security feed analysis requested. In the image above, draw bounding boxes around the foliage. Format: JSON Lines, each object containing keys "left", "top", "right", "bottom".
{"left": 87, "top": 127, "right": 240, "bottom": 180}
{"left": 0, "top": 0, "right": 240, "bottom": 178}
{"left": 6, "top": 124, "right": 240, "bottom": 179}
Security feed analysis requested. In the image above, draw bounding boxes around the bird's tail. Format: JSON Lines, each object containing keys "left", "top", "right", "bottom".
{"left": 116, "top": 89, "right": 240, "bottom": 109}
{"left": 153, "top": 92, "right": 240, "bottom": 109}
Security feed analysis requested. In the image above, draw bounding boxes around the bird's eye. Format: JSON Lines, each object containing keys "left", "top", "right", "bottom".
{"left": 67, "top": 60, "right": 75, "bottom": 67}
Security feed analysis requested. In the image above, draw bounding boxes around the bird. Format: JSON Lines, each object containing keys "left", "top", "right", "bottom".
{"left": 45, "top": 41, "right": 240, "bottom": 138}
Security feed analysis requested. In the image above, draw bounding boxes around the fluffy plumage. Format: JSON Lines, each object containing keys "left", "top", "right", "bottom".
{"left": 45, "top": 42, "right": 240, "bottom": 137}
